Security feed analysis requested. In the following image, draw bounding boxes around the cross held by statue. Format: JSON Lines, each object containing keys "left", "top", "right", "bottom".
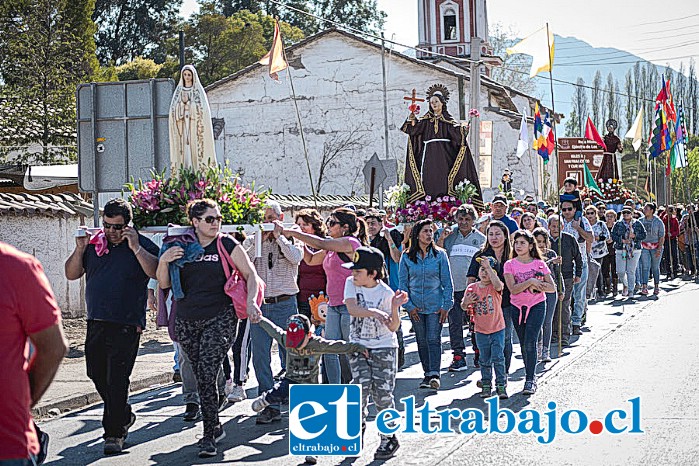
{"left": 404, "top": 88, "right": 425, "bottom": 105}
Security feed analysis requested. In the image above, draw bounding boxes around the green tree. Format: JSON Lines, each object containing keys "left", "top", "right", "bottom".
{"left": 316, "top": 0, "right": 385, "bottom": 34}
{"left": 671, "top": 148, "right": 699, "bottom": 203}
{"left": 93, "top": 0, "right": 183, "bottom": 66}
{"left": 116, "top": 57, "right": 163, "bottom": 81}
{"left": 0, "top": 0, "right": 99, "bottom": 162}
{"left": 564, "top": 109, "right": 579, "bottom": 137}
{"left": 201, "top": 0, "right": 319, "bottom": 34}
{"left": 488, "top": 23, "right": 537, "bottom": 94}
{"left": 184, "top": 8, "right": 304, "bottom": 86}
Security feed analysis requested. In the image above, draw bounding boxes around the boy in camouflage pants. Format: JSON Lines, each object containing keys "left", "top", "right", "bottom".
{"left": 343, "top": 247, "right": 408, "bottom": 460}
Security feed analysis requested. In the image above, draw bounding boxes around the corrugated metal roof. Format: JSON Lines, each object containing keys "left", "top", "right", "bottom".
{"left": 0, "top": 192, "right": 93, "bottom": 218}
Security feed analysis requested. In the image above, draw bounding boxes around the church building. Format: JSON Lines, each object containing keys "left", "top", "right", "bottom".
{"left": 205, "top": 1, "right": 555, "bottom": 202}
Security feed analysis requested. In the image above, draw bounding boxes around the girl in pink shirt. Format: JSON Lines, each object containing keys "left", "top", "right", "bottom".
{"left": 284, "top": 208, "right": 367, "bottom": 384}
{"left": 462, "top": 256, "right": 508, "bottom": 399}
{"left": 503, "top": 230, "right": 556, "bottom": 395}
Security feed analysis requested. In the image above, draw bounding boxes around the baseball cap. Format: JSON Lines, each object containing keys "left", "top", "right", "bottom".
{"left": 476, "top": 256, "right": 498, "bottom": 268}
{"left": 492, "top": 194, "right": 508, "bottom": 206}
{"left": 341, "top": 246, "right": 385, "bottom": 270}
{"left": 286, "top": 314, "right": 311, "bottom": 348}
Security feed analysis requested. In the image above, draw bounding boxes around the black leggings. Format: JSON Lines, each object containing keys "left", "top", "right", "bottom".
{"left": 176, "top": 307, "right": 237, "bottom": 439}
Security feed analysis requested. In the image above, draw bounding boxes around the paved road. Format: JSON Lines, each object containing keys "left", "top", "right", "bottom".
{"left": 42, "top": 280, "right": 699, "bottom": 465}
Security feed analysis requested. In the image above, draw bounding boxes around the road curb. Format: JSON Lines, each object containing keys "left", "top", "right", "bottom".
{"left": 33, "top": 372, "right": 173, "bottom": 419}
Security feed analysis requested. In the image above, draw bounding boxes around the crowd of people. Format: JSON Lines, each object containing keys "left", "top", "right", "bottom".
{"left": 3, "top": 191, "right": 699, "bottom": 465}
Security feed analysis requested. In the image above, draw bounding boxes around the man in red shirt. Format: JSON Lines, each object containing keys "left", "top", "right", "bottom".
{"left": 0, "top": 242, "right": 67, "bottom": 465}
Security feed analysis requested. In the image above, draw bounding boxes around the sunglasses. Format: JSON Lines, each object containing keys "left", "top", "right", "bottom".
{"left": 103, "top": 221, "right": 125, "bottom": 230}
{"left": 561, "top": 207, "right": 574, "bottom": 212}
{"left": 585, "top": 211, "right": 596, "bottom": 215}
{"left": 326, "top": 218, "right": 340, "bottom": 227}
{"left": 199, "top": 215, "right": 223, "bottom": 224}
{"left": 268, "top": 251, "right": 274, "bottom": 270}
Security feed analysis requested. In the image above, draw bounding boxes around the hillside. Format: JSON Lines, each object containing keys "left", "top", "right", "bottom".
{"left": 538, "top": 35, "right": 667, "bottom": 134}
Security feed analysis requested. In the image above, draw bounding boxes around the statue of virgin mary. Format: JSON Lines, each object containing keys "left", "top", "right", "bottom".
{"left": 168, "top": 65, "right": 216, "bottom": 171}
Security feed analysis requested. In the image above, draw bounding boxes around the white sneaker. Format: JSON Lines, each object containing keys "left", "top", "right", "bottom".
{"left": 227, "top": 384, "right": 247, "bottom": 402}
{"left": 252, "top": 396, "right": 270, "bottom": 413}
{"left": 224, "top": 378, "right": 234, "bottom": 396}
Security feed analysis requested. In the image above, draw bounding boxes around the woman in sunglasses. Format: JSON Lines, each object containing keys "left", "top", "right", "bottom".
{"left": 610, "top": 207, "right": 647, "bottom": 298}
{"left": 157, "top": 198, "right": 263, "bottom": 458}
{"left": 283, "top": 207, "right": 368, "bottom": 384}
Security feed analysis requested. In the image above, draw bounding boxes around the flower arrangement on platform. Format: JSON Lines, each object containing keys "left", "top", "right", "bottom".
{"left": 384, "top": 183, "right": 411, "bottom": 210}
{"left": 125, "top": 163, "right": 269, "bottom": 228}
{"left": 580, "top": 179, "right": 640, "bottom": 205}
{"left": 394, "top": 195, "right": 464, "bottom": 223}
{"left": 454, "top": 179, "right": 478, "bottom": 204}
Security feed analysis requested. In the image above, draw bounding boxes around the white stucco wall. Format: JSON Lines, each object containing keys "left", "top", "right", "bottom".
{"left": 207, "top": 32, "right": 547, "bottom": 202}
{"left": 0, "top": 215, "right": 86, "bottom": 317}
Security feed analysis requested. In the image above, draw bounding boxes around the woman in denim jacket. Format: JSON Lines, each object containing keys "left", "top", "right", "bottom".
{"left": 399, "top": 219, "right": 454, "bottom": 390}
{"left": 610, "top": 208, "right": 647, "bottom": 297}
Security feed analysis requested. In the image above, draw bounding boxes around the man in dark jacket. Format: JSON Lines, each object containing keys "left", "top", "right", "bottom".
{"left": 548, "top": 215, "right": 583, "bottom": 346}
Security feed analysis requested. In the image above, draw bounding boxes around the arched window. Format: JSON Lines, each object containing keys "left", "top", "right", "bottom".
{"left": 444, "top": 8, "right": 457, "bottom": 41}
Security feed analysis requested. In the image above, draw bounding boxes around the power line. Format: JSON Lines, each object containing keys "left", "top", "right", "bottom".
{"left": 266, "top": 0, "right": 697, "bottom": 112}
{"left": 634, "top": 13, "right": 699, "bottom": 27}
{"left": 556, "top": 54, "right": 699, "bottom": 67}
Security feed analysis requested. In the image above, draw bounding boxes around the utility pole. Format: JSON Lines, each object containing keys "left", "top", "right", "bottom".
{"left": 179, "top": 31, "right": 185, "bottom": 70}
{"left": 380, "top": 33, "right": 390, "bottom": 209}
{"left": 469, "top": 1, "right": 481, "bottom": 171}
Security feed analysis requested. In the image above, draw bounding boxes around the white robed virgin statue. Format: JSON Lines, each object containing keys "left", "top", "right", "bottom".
{"left": 168, "top": 65, "right": 215, "bottom": 170}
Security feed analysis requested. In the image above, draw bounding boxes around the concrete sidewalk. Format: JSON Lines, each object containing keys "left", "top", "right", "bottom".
{"left": 33, "top": 332, "right": 177, "bottom": 418}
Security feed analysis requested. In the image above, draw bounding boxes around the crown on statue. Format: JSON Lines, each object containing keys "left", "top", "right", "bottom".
{"left": 426, "top": 84, "right": 450, "bottom": 103}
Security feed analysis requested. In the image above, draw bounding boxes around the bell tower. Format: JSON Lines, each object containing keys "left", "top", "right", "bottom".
{"left": 416, "top": 0, "right": 493, "bottom": 61}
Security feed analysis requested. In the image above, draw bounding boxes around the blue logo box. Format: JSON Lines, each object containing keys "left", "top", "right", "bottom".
{"left": 289, "top": 384, "right": 362, "bottom": 457}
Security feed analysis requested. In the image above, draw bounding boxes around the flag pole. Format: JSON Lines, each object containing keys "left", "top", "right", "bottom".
{"left": 544, "top": 22, "right": 564, "bottom": 357}
{"left": 679, "top": 102, "right": 698, "bottom": 278}
{"left": 282, "top": 46, "right": 319, "bottom": 209}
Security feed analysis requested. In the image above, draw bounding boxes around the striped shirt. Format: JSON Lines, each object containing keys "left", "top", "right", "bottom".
{"left": 245, "top": 235, "right": 303, "bottom": 298}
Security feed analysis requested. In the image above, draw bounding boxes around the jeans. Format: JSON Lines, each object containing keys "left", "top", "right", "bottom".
{"left": 572, "top": 261, "right": 588, "bottom": 327}
{"left": 324, "top": 304, "right": 351, "bottom": 384}
{"left": 85, "top": 320, "right": 140, "bottom": 439}
{"left": 554, "top": 277, "right": 575, "bottom": 338}
{"left": 640, "top": 248, "right": 663, "bottom": 286}
{"left": 0, "top": 460, "right": 36, "bottom": 466}
{"left": 616, "top": 250, "right": 641, "bottom": 289}
{"left": 586, "top": 259, "right": 601, "bottom": 299}
{"left": 411, "top": 312, "right": 442, "bottom": 377}
{"left": 503, "top": 304, "right": 514, "bottom": 373}
{"left": 448, "top": 290, "right": 466, "bottom": 355}
{"left": 509, "top": 301, "right": 546, "bottom": 382}
{"left": 541, "top": 291, "right": 558, "bottom": 352}
{"left": 173, "top": 342, "right": 180, "bottom": 372}
{"left": 475, "top": 329, "right": 506, "bottom": 385}
{"left": 251, "top": 298, "right": 297, "bottom": 408}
